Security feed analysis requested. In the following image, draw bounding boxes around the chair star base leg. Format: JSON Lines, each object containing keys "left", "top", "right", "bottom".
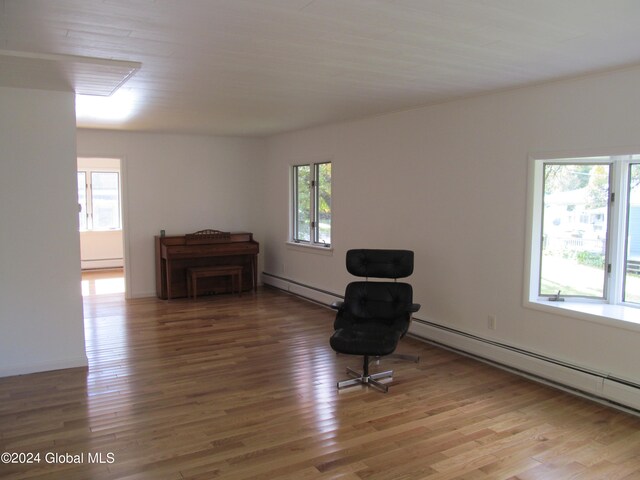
{"left": 337, "top": 355, "right": 393, "bottom": 393}
{"left": 337, "top": 370, "right": 393, "bottom": 392}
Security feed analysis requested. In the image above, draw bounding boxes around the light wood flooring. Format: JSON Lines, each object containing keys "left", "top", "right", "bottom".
{"left": 1, "top": 286, "right": 639, "bottom": 479}
{"left": 81, "top": 269, "right": 125, "bottom": 297}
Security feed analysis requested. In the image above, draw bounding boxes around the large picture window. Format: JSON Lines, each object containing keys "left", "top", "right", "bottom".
{"left": 528, "top": 154, "right": 640, "bottom": 310}
{"left": 292, "top": 162, "right": 331, "bottom": 247}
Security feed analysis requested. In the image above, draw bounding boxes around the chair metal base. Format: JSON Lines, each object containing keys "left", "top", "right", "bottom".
{"left": 336, "top": 355, "right": 393, "bottom": 393}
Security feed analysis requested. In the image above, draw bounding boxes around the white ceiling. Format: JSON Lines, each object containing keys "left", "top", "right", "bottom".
{"left": 2, "top": 0, "right": 640, "bottom": 137}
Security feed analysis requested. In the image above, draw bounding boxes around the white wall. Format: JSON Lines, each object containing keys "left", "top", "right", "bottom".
{"left": 76, "top": 130, "right": 266, "bottom": 298}
{"left": 0, "top": 87, "right": 87, "bottom": 376}
{"left": 80, "top": 230, "right": 123, "bottom": 269}
{"left": 262, "top": 66, "right": 640, "bottom": 388}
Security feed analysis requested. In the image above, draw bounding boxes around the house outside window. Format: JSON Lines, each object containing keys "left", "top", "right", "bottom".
{"left": 527, "top": 154, "right": 640, "bottom": 311}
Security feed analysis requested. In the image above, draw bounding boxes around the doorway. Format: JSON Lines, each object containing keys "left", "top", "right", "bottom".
{"left": 77, "top": 157, "right": 127, "bottom": 297}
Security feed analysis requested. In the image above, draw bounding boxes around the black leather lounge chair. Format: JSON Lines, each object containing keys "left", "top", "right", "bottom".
{"left": 329, "top": 249, "right": 420, "bottom": 392}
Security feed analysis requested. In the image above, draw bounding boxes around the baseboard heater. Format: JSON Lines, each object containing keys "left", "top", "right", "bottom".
{"left": 262, "top": 272, "right": 342, "bottom": 306}
{"left": 262, "top": 272, "right": 640, "bottom": 415}
{"left": 81, "top": 257, "right": 123, "bottom": 269}
{"left": 409, "top": 318, "right": 640, "bottom": 416}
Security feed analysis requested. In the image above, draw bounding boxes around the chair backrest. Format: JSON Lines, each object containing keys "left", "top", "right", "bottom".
{"left": 342, "top": 249, "right": 415, "bottom": 324}
{"left": 346, "top": 249, "right": 414, "bottom": 279}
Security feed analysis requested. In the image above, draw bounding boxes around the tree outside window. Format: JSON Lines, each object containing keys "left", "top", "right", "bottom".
{"left": 292, "top": 162, "right": 331, "bottom": 247}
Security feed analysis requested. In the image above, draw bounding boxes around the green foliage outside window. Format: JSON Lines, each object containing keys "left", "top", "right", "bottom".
{"left": 293, "top": 162, "right": 331, "bottom": 245}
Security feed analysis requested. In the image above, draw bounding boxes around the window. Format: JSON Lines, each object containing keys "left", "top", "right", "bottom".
{"left": 291, "top": 161, "right": 331, "bottom": 247}
{"left": 77, "top": 172, "right": 88, "bottom": 231}
{"left": 77, "top": 170, "right": 121, "bottom": 231}
{"left": 527, "top": 154, "right": 640, "bottom": 311}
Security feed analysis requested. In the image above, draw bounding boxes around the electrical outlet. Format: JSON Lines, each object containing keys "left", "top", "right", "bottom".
{"left": 488, "top": 315, "right": 497, "bottom": 330}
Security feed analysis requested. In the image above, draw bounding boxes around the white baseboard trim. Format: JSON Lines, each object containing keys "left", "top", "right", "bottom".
{"left": 0, "top": 354, "right": 89, "bottom": 378}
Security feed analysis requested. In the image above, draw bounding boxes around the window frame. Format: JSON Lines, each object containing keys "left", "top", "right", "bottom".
{"left": 290, "top": 161, "right": 332, "bottom": 249}
{"left": 525, "top": 151, "right": 640, "bottom": 330}
{"left": 77, "top": 168, "right": 122, "bottom": 232}
{"left": 538, "top": 160, "right": 613, "bottom": 301}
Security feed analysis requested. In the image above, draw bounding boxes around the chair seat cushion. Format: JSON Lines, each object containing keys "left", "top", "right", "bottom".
{"left": 330, "top": 323, "right": 401, "bottom": 357}
{"left": 334, "top": 309, "right": 411, "bottom": 336}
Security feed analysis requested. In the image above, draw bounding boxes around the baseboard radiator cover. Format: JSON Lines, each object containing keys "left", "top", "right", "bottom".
{"left": 410, "top": 318, "right": 640, "bottom": 415}
{"left": 262, "top": 272, "right": 342, "bottom": 307}
{"left": 81, "top": 257, "right": 124, "bottom": 269}
{"left": 262, "top": 272, "right": 640, "bottom": 414}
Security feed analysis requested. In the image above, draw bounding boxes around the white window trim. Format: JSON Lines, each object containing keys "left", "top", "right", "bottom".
{"left": 289, "top": 160, "right": 332, "bottom": 250}
{"left": 285, "top": 241, "right": 334, "bottom": 255}
{"left": 524, "top": 150, "right": 640, "bottom": 332}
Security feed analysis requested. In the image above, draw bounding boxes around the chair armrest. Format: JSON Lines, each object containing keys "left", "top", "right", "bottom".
{"left": 408, "top": 303, "right": 421, "bottom": 313}
{"left": 330, "top": 301, "right": 344, "bottom": 310}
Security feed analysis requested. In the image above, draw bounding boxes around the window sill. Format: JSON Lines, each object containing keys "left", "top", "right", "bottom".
{"left": 526, "top": 299, "right": 640, "bottom": 333}
{"left": 286, "top": 241, "right": 333, "bottom": 256}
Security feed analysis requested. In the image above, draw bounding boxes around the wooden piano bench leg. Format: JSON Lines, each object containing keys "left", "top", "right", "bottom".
{"left": 186, "top": 269, "right": 199, "bottom": 299}
{"left": 192, "top": 274, "right": 198, "bottom": 299}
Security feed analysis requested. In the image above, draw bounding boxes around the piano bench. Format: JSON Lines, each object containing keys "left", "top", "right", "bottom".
{"left": 186, "top": 266, "right": 243, "bottom": 299}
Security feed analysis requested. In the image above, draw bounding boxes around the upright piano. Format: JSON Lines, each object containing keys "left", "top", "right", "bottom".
{"left": 155, "top": 230, "right": 259, "bottom": 299}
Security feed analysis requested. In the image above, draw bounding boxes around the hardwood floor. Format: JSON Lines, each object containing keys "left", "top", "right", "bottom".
{"left": 81, "top": 269, "right": 125, "bottom": 297}
{"left": 1, "top": 287, "right": 639, "bottom": 479}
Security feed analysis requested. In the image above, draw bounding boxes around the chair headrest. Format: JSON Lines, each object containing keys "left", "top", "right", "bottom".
{"left": 346, "top": 249, "right": 414, "bottom": 278}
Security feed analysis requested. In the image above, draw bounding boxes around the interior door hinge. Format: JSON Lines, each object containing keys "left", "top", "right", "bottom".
{"left": 611, "top": 192, "right": 615, "bottom": 203}
{"left": 608, "top": 263, "right": 612, "bottom": 273}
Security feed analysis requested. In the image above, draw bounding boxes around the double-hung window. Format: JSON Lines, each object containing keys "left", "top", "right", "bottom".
{"left": 527, "top": 153, "right": 640, "bottom": 315}
{"left": 291, "top": 162, "right": 331, "bottom": 247}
